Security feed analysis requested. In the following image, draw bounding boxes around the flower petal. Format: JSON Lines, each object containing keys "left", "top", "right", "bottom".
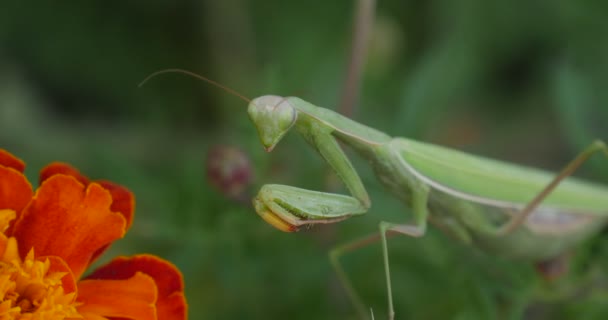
{"left": 82, "top": 314, "right": 109, "bottom": 320}
{"left": 0, "top": 209, "right": 16, "bottom": 232}
{"left": 89, "top": 181, "right": 136, "bottom": 266}
{"left": 1, "top": 237, "right": 19, "bottom": 263}
{"left": 0, "top": 149, "right": 25, "bottom": 172}
{"left": 39, "top": 165, "right": 134, "bottom": 228}
{"left": 39, "top": 164, "right": 135, "bottom": 266}
{"left": 95, "top": 180, "right": 135, "bottom": 229}
{"left": 42, "top": 255, "right": 77, "bottom": 295}
{"left": 39, "top": 162, "right": 89, "bottom": 186}
{"left": 77, "top": 272, "right": 157, "bottom": 320}
{"left": 0, "top": 210, "right": 13, "bottom": 256}
{"left": 87, "top": 255, "right": 187, "bottom": 320}
{"left": 11, "top": 175, "right": 126, "bottom": 279}
{"left": 0, "top": 164, "right": 33, "bottom": 215}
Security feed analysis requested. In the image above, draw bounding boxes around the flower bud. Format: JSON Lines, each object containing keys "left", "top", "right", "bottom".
{"left": 205, "top": 145, "right": 253, "bottom": 201}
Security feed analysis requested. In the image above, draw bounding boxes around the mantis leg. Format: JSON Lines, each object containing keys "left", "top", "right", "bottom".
{"left": 330, "top": 233, "right": 384, "bottom": 319}
{"left": 378, "top": 187, "right": 429, "bottom": 320}
{"left": 498, "top": 139, "right": 608, "bottom": 235}
{"left": 330, "top": 186, "right": 431, "bottom": 320}
{"left": 254, "top": 128, "right": 371, "bottom": 231}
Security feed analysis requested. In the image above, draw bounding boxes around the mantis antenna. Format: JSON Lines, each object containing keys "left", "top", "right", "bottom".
{"left": 138, "top": 68, "right": 252, "bottom": 103}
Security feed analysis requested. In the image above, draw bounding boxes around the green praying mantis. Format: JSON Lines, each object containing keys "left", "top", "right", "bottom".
{"left": 140, "top": 69, "right": 608, "bottom": 320}
{"left": 249, "top": 96, "right": 608, "bottom": 320}
{"left": 140, "top": 69, "right": 608, "bottom": 319}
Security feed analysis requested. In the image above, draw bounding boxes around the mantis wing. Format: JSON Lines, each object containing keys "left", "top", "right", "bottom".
{"left": 395, "top": 138, "right": 608, "bottom": 213}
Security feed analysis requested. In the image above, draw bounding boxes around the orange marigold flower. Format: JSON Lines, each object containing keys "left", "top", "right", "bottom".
{"left": 0, "top": 149, "right": 188, "bottom": 319}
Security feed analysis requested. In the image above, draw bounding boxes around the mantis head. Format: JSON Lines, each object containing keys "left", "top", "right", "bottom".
{"left": 248, "top": 95, "right": 297, "bottom": 152}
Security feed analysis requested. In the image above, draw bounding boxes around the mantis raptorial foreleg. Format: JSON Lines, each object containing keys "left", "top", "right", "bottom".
{"left": 254, "top": 185, "right": 367, "bottom": 231}
{"left": 254, "top": 127, "right": 372, "bottom": 230}
{"left": 497, "top": 140, "right": 608, "bottom": 235}
{"left": 309, "top": 128, "right": 371, "bottom": 208}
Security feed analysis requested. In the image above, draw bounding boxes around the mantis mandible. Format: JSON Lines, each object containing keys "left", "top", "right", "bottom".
{"left": 140, "top": 69, "right": 608, "bottom": 320}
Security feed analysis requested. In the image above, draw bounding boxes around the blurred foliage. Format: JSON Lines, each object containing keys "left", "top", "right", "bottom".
{"left": 1, "top": 0, "right": 608, "bottom": 319}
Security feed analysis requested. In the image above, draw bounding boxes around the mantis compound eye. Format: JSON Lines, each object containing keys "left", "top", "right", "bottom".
{"left": 248, "top": 95, "right": 297, "bottom": 152}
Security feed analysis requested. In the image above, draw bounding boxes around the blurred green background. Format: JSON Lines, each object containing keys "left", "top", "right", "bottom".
{"left": 1, "top": 1, "right": 608, "bottom": 319}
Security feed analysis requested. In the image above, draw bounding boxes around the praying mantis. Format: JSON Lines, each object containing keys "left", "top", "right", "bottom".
{"left": 141, "top": 69, "right": 608, "bottom": 319}
{"left": 247, "top": 96, "right": 608, "bottom": 320}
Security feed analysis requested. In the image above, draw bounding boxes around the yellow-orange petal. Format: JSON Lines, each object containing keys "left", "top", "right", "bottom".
{"left": 0, "top": 165, "right": 33, "bottom": 216}
{"left": 86, "top": 255, "right": 187, "bottom": 320}
{"left": 42, "top": 255, "right": 77, "bottom": 295}
{"left": 0, "top": 210, "right": 12, "bottom": 256}
{"left": 2, "top": 237, "right": 19, "bottom": 262}
{"left": 39, "top": 162, "right": 90, "bottom": 186}
{"left": 77, "top": 272, "right": 157, "bottom": 320}
{"left": 11, "top": 175, "right": 126, "bottom": 279}
{"left": 0, "top": 209, "right": 16, "bottom": 232}
{"left": 82, "top": 314, "right": 109, "bottom": 320}
{"left": 0, "top": 149, "right": 25, "bottom": 172}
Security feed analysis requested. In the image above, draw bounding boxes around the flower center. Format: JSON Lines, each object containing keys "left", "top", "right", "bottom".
{"left": 0, "top": 243, "right": 82, "bottom": 319}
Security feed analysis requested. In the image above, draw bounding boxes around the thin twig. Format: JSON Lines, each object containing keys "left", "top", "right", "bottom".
{"left": 338, "top": 0, "right": 376, "bottom": 117}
